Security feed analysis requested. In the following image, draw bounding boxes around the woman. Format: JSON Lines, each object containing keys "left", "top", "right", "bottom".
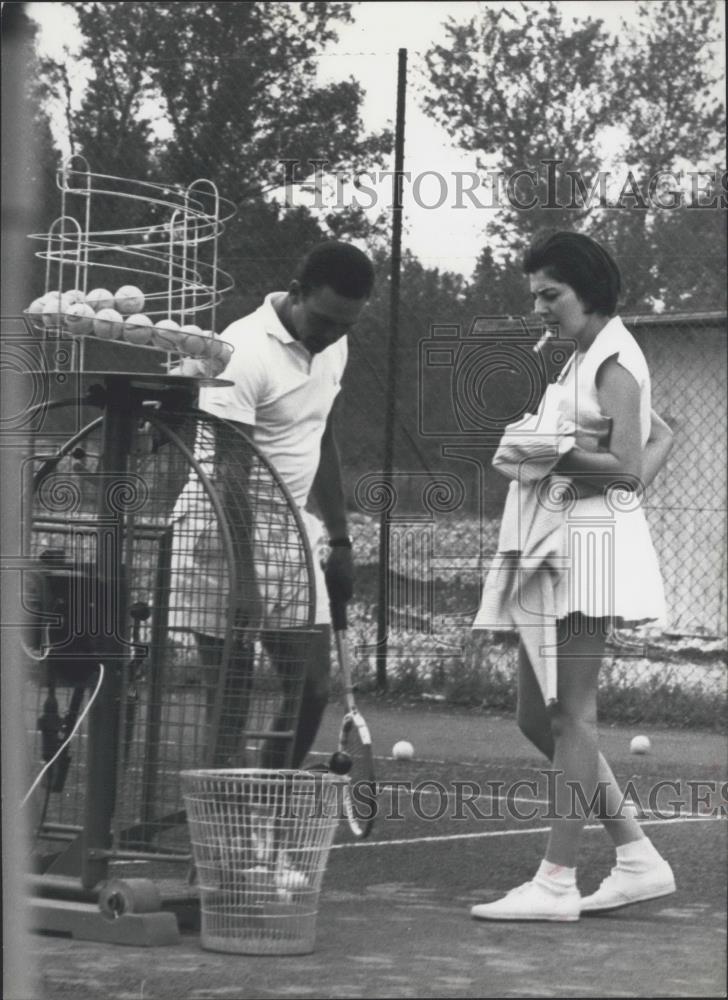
{"left": 472, "top": 231, "right": 675, "bottom": 922}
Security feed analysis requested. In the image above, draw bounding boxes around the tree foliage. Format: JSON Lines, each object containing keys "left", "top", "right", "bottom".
{"left": 423, "top": 2, "right": 620, "bottom": 246}
{"left": 422, "top": 0, "right": 726, "bottom": 312}
{"left": 44, "top": 2, "right": 389, "bottom": 200}
{"left": 612, "top": 0, "right": 724, "bottom": 172}
{"left": 37, "top": 1, "right": 391, "bottom": 293}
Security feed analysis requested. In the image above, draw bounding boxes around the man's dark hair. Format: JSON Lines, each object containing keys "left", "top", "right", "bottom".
{"left": 295, "top": 241, "right": 375, "bottom": 299}
{"left": 523, "top": 230, "right": 621, "bottom": 316}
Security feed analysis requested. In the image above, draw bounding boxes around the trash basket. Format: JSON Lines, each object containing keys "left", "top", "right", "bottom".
{"left": 181, "top": 769, "right": 344, "bottom": 955}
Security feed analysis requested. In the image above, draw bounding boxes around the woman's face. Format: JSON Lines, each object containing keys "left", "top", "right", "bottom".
{"left": 529, "top": 269, "right": 596, "bottom": 343}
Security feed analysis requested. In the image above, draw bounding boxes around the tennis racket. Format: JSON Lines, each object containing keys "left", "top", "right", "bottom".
{"left": 330, "top": 598, "right": 376, "bottom": 839}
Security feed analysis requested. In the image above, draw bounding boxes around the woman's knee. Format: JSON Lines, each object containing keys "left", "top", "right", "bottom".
{"left": 548, "top": 703, "right": 597, "bottom": 744}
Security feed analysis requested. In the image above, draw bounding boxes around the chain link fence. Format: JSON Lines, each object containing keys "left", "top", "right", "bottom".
{"left": 21, "top": 134, "right": 728, "bottom": 729}
{"left": 24, "top": 214, "right": 727, "bottom": 729}
{"left": 338, "top": 295, "right": 728, "bottom": 731}
{"left": 18, "top": 178, "right": 726, "bottom": 724}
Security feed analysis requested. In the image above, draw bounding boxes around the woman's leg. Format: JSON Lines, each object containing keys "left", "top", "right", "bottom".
{"left": 516, "top": 640, "right": 554, "bottom": 759}
{"left": 543, "top": 615, "right": 605, "bottom": 868}
{"left": 471, "top": 627, "right": 596, "bottom": 922}
{"left": 518, "top": 633, "right": 645, "bottom": 847}
{"left": 593, "top": 754, "right": 646, "bottom": 847}
{"left": 473, "top": 618, "right": 674, "bottom": 920}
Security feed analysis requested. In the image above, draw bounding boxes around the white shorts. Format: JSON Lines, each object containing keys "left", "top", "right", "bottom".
{"left": 168, "top": 485, "right": 326, "bottom": 638}
{"left": 253, "top": 509, "right": 329, "bottom": 627}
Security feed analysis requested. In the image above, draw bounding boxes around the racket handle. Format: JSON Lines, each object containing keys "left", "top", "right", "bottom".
{"left": 330, "top": 598, "right": 347, "bottom": 632}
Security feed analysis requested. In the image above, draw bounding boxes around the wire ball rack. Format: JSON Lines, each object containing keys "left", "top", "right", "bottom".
{"left": 23, "top": 154, "right": 238, "bottom": 377}
{"left": 16, "top": 161, "right": 314, "bottom": 945}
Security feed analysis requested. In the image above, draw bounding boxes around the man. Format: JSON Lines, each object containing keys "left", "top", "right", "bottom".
{"left": 183, "top": 240, "right": 375, "bottom": 768}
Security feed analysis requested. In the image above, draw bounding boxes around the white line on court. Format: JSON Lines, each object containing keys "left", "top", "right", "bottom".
{"left": 329, "top": 814, "right": 725, "bottom": 850}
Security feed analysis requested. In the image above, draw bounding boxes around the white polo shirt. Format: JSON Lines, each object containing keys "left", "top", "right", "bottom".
{"left": 173, "top": 293, "right": 347, "bottom": 628}
{"left": 199, "top": 292, "right": 347, "bottom": 508}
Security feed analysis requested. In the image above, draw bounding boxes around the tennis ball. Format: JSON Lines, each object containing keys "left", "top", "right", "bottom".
{"left": 630, "top": 734, "right": 651, "bottom": 755}
{"left": 153, "top": 318, "right": 182, "bottom": 350}
{"left": 85, "top": 288, "right": 115, "bottom": 312}
{"left": 61, "top": 289, "right": 86, "bottom": 309}
{"left": 41, "top": 291, "right": 64, "bottom": 328}
{"left": 392, "top": 740, "right": 414, "bottom": 761}
{"left": 179, "top": 323, "right": 206, "bottom": 356}
{"left": 123, "top": 313, "right": 153, "bottom": 345}
{"left": 115, "top": 285, "right": 145, "bottom": 314}
{"left": 64, "top": 302, "right": 95, "bottom": 336}
{"left": 26, "top": 297, "right": 46, "bottom": 330}
{"left": 93, "top": 307, "right": 124, "bottom": 340}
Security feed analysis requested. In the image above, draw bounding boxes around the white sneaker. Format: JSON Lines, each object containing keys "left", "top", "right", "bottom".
{"left": 471, "top": 877, "right": 580, "bottom": 922}
{"left": 580, "top": 858, "right": 675, "bottom": 913}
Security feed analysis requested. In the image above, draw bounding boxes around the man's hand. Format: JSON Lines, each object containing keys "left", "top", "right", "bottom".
{"left": 323, "top": 544, "right": 354, "bottom": 605}
{"left": 167, "top": 356, "right": 228, "bottom": 378}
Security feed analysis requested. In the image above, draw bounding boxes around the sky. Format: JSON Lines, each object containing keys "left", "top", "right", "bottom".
{"left": 27, "top": 1, "right": 727, "bottom": 278}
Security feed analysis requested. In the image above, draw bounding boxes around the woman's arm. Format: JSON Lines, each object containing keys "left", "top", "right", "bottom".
{"left": 553, "top": 357, "right": 643, "bottom": 491}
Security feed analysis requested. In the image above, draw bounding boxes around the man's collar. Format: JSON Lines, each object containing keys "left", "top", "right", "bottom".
{"left": 262, "top": 292, "right": 297, "bottom": 344}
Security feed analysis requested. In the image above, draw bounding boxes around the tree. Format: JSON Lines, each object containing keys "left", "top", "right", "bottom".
{"left": 593, "top": 0, "right": 726, "bottom": 311}
{"left": 612, "top": 0, "right": 724, "bottom": 174}
{"left": 464, "top": 247, "right": 531, "bottom": 317}
{"left": 422, "top": 0, "right": 726, "bottom": 312}
{"left": 146, "top": 2, "right": 390, "bottom": 203}
{"left": 422, "top": 2, "right": 620, "bottom": 248}
{"left": 37, "top": 2, "right": 391, "bottom": 294}
{"left": 42, "top": 1, "right": 390, "bottom": 194}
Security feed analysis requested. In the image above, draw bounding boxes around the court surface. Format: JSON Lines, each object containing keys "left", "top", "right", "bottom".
{"left": 28, "top": 700, "right": 727, "bottom": 999}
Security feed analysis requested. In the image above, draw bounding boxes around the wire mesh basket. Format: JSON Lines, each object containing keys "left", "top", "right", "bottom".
{"left": 181, "top": 769, "right": 345, "bottom": 955}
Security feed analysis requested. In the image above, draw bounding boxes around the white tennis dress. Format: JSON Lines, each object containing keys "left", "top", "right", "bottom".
{"left": 555, "top": 316, "right": 666, "bottom": 625}
{"left": 475, "top": 315, "right": 667, "bottom": 631}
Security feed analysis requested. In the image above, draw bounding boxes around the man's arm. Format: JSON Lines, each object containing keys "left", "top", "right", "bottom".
{"left": 311, "top": 407, "right": 354, "bottom": 607}
{"left": 311, "top": 409, "right": 348, "bottom": 542}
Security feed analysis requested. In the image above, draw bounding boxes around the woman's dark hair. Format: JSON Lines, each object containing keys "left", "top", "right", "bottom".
{"left": 523, "top": 230, "right": 621, "bottom": 315}
{"left": 295, "top": 240, "right": 375, "bottom": 299}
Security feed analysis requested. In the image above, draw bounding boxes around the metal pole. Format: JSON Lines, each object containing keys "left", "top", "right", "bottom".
{"left": 375, "top": 48, "right": 407, "bottom": 693}
{"left": 81, "top": 376, "right": 130, "bottom": 889}
{"left": 1, "top": 6, "right": 38, "bottom": 998}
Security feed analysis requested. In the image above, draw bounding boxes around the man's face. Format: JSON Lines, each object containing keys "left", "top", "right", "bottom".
{"left": 288, "top": 282, "right": 368, "bottom": 355}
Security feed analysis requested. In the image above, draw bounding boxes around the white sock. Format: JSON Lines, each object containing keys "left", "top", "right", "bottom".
{"left": 536, "top": 859, "right": 577, "bottom": 888}
{"left": 616, "top": 837, "right": 662, "bottom": 866}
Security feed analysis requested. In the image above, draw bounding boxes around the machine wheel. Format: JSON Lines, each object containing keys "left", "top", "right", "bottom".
{"left": 98, "top": 878, "right": 162, "bottom": 917}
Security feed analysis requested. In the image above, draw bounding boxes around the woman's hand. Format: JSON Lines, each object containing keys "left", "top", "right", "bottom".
{"left": 641, "top": 409, "right": 674, "bottom": 489}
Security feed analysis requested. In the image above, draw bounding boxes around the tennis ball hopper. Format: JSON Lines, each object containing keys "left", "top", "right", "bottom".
{"left": 16, "top": 160, "right": 319, "bottom": 946}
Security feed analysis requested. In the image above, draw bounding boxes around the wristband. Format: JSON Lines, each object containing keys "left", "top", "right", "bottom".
{"left": 328, "top": 537, "right": 352, "bottom": 549}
